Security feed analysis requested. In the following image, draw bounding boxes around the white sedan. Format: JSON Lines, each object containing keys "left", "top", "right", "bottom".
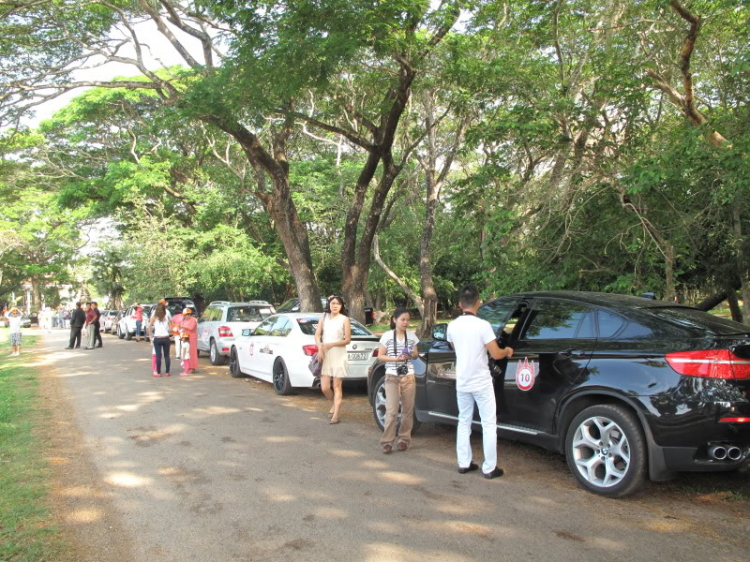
{"left": 228, "top": 313, "right": 380, "bottom": 395}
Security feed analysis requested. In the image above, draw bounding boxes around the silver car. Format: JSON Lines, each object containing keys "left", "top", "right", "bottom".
{"left": 197, "top": 301, "right": 276, "bottom": 365}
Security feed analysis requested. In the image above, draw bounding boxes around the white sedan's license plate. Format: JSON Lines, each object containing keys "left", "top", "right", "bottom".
{"left": 348, "top": 351, "right": 370, "bottom": 361}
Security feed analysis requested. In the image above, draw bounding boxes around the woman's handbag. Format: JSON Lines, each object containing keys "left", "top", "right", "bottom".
{"left": 308, "top": 353, "right": 322, "bottom": 377}
{"left": 308, "top": 314, "right": 325, "bottom": 377}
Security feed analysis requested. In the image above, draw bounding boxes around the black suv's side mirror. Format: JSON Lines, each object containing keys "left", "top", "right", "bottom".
{"left": 432, "top": 324, "right": 448, "bottom": 341}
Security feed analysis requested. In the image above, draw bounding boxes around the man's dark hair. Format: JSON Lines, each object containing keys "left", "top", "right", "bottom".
{"left": 91, "top": 301, "right": 97, "bottom": 306}
{"left": 458, "top": 284, "right": 481, "bottom": 307}
{"left": 75, "top": 302, "right": 82, "bottom": 308}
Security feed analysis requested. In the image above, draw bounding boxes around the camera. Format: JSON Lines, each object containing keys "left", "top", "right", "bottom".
{"left": 396, "top": 364, "right": 409, "bottom": 376}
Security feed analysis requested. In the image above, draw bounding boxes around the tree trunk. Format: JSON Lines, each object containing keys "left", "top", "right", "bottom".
{"left": 741, "top": 279, "right": 750, "bottom": 325}
{"left": 727, "top": 289, "right": 743, "bottom": 323}
{"left": 31, "top": 278, "right": 42, "bottom": 312}
{"left": 733, "top": 208, "right": 750, "bottom": 323}
{"left": 664, "top": 243, "right": 676, "bottom": 302}
{"left": 211, "top": 117, "right": 322, "bottom": 313}
{"left": 264, "top": 185, "right": 321, "bottom": 312}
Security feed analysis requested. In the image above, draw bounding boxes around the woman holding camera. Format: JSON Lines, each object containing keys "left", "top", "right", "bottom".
{"left": 377, "top": 307, "right": 420, "bottom": 454}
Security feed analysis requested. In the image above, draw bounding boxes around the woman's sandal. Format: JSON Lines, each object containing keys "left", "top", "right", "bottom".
{"left": 382, "top": 444, "right": 392, "bottom": 454}
{"left": 329, "top": 418, "right": 340, "bottom": 425}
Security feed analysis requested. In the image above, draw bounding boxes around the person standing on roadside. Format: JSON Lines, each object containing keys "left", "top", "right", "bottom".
{"left": 133, "top": 303, "right": 144, "bottom": 342}
{"left": 149, "top": 303, "right": 172, "bottom": 377}
{"left": 447, "top": 284, "right": 514, "bottom": 480}
{"left": 378, "top": 307, "right": 420, "bottom": 454}
{"left": 176, "top": 307, "right": 198, "bottom": 375}
{"left": 91, "top": 301, "right": 103, "bottom": 348}
{"left": 58, "top": 306, "right": 66, "bottom": 329}
{"left": 66, "top": 302, "right": 85, "bottom": 349}
{"left": 39, "top": 306, "right": 52, "bottom": 333}
{"left": 4, "top": 306, "right": 23, "bottom": 356}
{"left": 83, "top": 302, "right": 97, "bottom": 350}
{"left": 314, "top": 295, "right": 351, "bottom": 425}
{"left": 171, "top": 309, "right": 183, "bottom": 360}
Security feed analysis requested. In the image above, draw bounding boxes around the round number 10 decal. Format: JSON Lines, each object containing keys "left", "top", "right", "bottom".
{"left": 515, "top": 358, "right": 537, "bottom": 391}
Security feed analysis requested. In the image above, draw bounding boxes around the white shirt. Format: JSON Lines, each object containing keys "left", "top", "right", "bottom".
{"left": 151, "top": 318, "right": 171, "bottom": 338}
{"left": 5, "top": 312, "right": 22, "bottom": 334}
{"left": 446, "top": 314, "right": 497, "bottom": 392}
{"left": 379, "top": 330, "right": 420, "bottom": 375}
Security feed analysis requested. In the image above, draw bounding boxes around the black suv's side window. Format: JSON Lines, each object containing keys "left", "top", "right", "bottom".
{"left": 521, "top": 300, "right": 596, "bottom": 340}
{"left": 478, "top": 299, "right": 522, "bottom": 335}
{"left": 597, "top": 310, "right": 626, "bottom": 338}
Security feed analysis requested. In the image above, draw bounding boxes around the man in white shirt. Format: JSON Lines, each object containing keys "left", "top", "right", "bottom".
{"left": 447, "top": 284, "right": 514, "bottom": 479}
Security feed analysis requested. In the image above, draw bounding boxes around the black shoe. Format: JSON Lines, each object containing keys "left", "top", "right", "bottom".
{"left": 95, "top": 345, "right": 103, "bottom": 348}
{"left": 483, "top": 467, "right": 505, "bottom": 479}
{"left": 458, "top": 462, "right": 479, "bottom": 474}
{"left": 65, "top": 346, "right": 73, "bottom": 349}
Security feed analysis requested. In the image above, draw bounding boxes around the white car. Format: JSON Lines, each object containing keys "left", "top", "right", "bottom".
{"left": 116, "top": 304, "right": 154, "bottom": 340}
{"left": 228, "top": 313, "right": 379, "bottom": 395}
{"left": 197, "top": 301, "right": 275, "bottom": 365}
{"left": 102, "top": 310, "right": 119, "bottom": 333}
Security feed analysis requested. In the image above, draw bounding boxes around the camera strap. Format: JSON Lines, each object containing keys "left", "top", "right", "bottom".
{"left": 392, "top": 329, "right": 408, "bottom": 374}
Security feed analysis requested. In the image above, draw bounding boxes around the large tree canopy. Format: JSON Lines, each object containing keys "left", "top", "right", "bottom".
{"left": 1, "top": 0, "right": 748, "bottom": 324}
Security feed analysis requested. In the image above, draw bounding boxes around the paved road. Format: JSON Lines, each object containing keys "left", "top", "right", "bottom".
{"left": 37, "top": 329, "right": 749, "bottom": 562}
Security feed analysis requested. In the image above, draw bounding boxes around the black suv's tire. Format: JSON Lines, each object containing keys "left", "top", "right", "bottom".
{"left": 564, "top": 404, "right": 647, "bottom": 498}
{"left": 210, "top": 339, "right": 227, "bottom": 365}
{"left": 371, "top": 375, "right": 420, "bottom": 433}
{"left": 229, "top": 348, "right": 242, "bottom": 378}
{"left": 272, "top": 359, "right": 293, "bottom": 395}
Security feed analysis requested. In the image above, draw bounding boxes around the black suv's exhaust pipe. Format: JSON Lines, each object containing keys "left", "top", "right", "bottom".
{"left": 708, "top": 444, "right": 728, "bottom": 460}
{"left": 727, "top": 446, "right": 743, "bottom": 461}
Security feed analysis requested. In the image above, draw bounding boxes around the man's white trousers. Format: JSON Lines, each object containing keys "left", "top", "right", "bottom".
{"left": 456, "top": 384, "right": 497, "bottom": 474}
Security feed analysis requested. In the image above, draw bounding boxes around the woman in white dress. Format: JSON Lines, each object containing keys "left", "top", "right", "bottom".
{"left": 315, "top": 295, "right": 351, "bottom": 424}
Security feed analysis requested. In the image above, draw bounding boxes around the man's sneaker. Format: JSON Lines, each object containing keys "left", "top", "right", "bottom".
{"left": 483, "top": 467, "right": 505, "bottom": 479}
{"left": 457, "top": 462, "right": 479, "bottom": 474}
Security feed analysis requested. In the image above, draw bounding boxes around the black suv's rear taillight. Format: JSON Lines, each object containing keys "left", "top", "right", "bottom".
{"left": 666, "top": 349, "right": 750, "bottom": 380}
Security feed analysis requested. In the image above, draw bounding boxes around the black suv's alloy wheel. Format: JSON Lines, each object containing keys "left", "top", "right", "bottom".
{"left": 565, "top": 404, "right": 647, "bottom": 498}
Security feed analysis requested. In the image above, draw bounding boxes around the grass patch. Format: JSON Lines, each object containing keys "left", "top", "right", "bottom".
{"left": 0, "top": 330, "right": 69, "bottom": 562}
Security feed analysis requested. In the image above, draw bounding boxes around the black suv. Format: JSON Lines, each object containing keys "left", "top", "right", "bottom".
{"left": 368, "top": 292, "right": 750, "bottom": 497}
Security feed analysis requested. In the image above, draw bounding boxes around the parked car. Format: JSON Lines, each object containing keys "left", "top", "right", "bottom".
{"left": 102, "top": 310, "right": 120, "bottom": 333}
{"left": 277, "top": 297, "right": 375, "bottom": 325}
{"left": 116, "top": 304, "right": 154, "bottom": 340}
{"left": 368, "top": 291, "right": 750, "bottom": 498}
{"left": 229, "top": 313, "right": 379, "bottom": 395}
{"left": 164, "top": 297, "right": 195, "bottom": 318}
{"left": 21, "top": 314, "right": 32, "bottom": 328}
{"left": 196, "top": 301, "right": 276, "bottom": 365}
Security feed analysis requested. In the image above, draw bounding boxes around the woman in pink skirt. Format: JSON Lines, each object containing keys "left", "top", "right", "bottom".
{"left": 177, "top": 307, "right": 199, "bottom": 374}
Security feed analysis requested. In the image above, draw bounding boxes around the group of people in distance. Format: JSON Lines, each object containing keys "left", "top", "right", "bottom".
{"left": 134, "top": 301, "right": 199, "bottom": 377}
{"left": 315, "top": 284, "right": 514, "bottom": 480}
{"left": 65, "top": 301, "right": 104, "bottom": 350}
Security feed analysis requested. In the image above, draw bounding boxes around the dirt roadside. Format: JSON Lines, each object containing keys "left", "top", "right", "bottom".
{"left": 36, "top": 344, "right": 135, "bottom": 562}
{"left": 31, "top": 329, "right": 750, "bottom": 561}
